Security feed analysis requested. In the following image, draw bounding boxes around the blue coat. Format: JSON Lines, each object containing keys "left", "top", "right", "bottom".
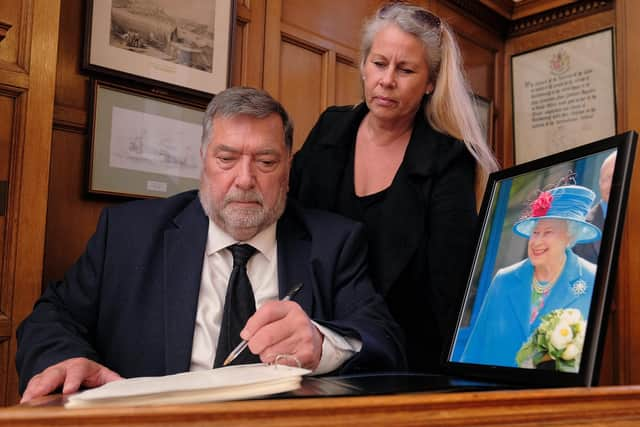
{"left": 461, "top": 249, "right": 596, "bottom": 367}
{"left": 16, "top": 191, "right": 406, "bottom": 393}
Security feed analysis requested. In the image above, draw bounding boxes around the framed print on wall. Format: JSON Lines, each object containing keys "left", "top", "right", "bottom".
{"left": 84, "top": 0, "right": 234, "bottom": 96}
{"left": 511, "top": 29, "right": 616, "bottom": 165}
{"left": 89, "top": 80, "right": 205, "bottom": 198}
{"left": 474, "top": 95, "right": 494, "bottom": 148}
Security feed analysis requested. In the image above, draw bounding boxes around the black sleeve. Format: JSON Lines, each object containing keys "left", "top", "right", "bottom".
{"left": 425, "top": 144, "right": 478, "bottom": 337}
{"left": 312, "top": 221, "right": 407, "bottom": 373}
{"left": 15, "top": 209, "right": 111, "bottom": 393}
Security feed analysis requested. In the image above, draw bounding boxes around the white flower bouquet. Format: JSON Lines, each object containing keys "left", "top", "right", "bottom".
{"left": 516, "top": 308, "right": 586, "bottom": 372}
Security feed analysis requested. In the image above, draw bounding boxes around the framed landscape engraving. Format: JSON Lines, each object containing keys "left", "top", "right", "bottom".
{"left": 84, "top": 0, "right": 233, "bottom": 96}
{"left": 89, "top": 80, "right": 205, "bottom": 198}
{"left": 511, "top": 29, "right": 616, "bottom": 165}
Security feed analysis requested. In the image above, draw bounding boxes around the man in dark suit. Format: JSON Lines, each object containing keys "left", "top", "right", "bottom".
{"left": 16, "top": 87, "right": 405, "bottom": 402}
{"left": 574, "top": 151, "right": 616, "bottom": 263}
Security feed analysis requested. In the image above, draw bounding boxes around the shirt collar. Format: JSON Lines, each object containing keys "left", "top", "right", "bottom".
{"left": 206, "top": 218, "right": 277, "bottom": 261}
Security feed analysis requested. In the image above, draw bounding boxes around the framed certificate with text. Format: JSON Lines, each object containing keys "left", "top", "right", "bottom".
{"left": 511, "top": 29, "right": 616, "bottom": 165}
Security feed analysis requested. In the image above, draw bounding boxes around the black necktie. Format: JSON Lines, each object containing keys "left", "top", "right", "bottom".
{"left": 213, "top": 244, "right": 261, "bottom": 367}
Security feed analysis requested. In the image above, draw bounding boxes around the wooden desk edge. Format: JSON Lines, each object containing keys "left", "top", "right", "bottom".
{"left": 2, "top": 385, "right": 640, "bottom": 426}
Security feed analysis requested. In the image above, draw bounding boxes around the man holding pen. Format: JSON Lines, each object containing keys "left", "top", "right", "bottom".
{"left": 16, "top": 87, "right": 405, "bottom": 402}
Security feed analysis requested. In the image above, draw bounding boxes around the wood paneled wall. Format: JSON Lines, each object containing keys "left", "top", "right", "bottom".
{"left": 2, "top": 0, "right": 638, "bottom": 406}
{"left": 0, "top": 0, "right": 61, "bottom": 406}
{"left": 428, "top": 0, "right": 505, "bottom": 160}
{"left": 263, "top": 0, "right": 377, "bottom": 151}
{"left": 233, "top": 0, "right": 266, "bottom": 88}
{"left": 262, "top": 0, "right": 503, "bottom": 153}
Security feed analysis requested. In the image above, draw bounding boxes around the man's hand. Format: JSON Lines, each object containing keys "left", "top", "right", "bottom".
{"left": 20, "top": 357, "right": 122, "bottom": 403}
{"left": 242, "top": 301, "right": 323, "bottom": 370}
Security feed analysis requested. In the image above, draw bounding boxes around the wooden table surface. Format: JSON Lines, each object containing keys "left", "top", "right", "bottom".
{"left": 2, "top": 385, "right": 640, "bottom": 426}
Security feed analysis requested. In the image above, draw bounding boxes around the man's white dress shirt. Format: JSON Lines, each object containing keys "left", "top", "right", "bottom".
{"left": 190, "top": 219, "right": 361, "bottom": 374}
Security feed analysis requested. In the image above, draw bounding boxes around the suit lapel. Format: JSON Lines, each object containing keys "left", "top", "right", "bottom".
{"left": 374, "top": 110, "right": 440, "bottom": 294}
{"left": 374, "top": 164, "right": 424, "bottom": 293}
{"left": 306, "top": 106, "right": 364, "bottom": 211}
{"left": 163, "top": 197, "right": 208, "bottom": 374}
{"left": 275, "top": 202, "right": 313, "bottom": 314}
{"left": 593, "top": 205, "right": 604, "bottom": 253}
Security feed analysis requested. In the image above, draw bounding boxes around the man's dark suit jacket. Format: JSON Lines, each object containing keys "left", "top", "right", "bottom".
{"left": 573, "top": 203, "right": 605, "bottom": 264}
{"left": 16, "top": 191, "right": 405, "bottom": 393}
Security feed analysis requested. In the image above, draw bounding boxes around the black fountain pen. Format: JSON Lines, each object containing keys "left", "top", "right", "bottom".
{"left": 222, "top": 282, "right": 304, "bottom": 367}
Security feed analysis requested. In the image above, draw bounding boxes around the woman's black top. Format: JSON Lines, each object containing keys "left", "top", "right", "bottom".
{"left": 289, "top": 101, "right": 478, "bottom": 372}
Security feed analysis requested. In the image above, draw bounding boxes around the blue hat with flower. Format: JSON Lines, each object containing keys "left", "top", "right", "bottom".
{"left": 513, "top": 185, "right": 601, "bottom": 244}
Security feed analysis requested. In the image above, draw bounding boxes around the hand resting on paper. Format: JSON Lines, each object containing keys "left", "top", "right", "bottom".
{"left": 20, "top": 357, "right": 121, "bottom": 403}
{"left": 20, "top": 302, "right": 323, "bottom": 403}
{"left": 242, "top": 300, "right": 323, "bottom": 370}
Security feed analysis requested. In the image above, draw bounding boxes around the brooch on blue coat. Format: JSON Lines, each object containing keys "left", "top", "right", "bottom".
{"left": 571, "top": 279, "right": 588, "bottom": 296}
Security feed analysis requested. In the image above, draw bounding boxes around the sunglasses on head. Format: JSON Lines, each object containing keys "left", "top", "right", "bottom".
{"left": 378, "top": 2, "right": 442, "bottom": 31}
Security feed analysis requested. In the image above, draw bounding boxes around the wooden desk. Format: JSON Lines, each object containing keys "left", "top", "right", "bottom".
{"left": 2, "top": 386, "right": 640, "bottom": 426}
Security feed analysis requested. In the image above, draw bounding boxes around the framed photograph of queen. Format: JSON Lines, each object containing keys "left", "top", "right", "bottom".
{"left": 445, "top": 131, "right": 637, "bottom": 387}
{"left": 84, "top": 0, "right": 234, "bottom": 96}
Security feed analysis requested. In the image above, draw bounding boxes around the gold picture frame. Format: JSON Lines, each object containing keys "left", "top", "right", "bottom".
{"left": 89, "top": 80, "right": 205, "bottom": 198}
{"left": 84, "top": 0, "right": 234, "bottom": 97}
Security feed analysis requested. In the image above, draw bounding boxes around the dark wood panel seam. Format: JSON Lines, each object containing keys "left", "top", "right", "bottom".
{"left": 52, "top": 121, "right": 87, "bottom": 134}
{"left": 0, "top": 181, "right": 7, "bottom": 216}
{"left": 0, "top": 21, "right": 11, "bottom": 42}
{"left": 508, "top": 0, "right": 614, "bottom": 37}
{"left": 444, "top": 0, "right": 510, "bottom": 37}
{"left": 53, "top": 105, "right": 88, "bottom": 134}
{"left": 0, "top": 313, "right": 10, "bottom": 338}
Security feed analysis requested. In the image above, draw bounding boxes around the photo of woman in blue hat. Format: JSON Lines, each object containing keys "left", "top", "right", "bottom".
{"left": 460, "top": 184, "right": 601, "bottom": 370}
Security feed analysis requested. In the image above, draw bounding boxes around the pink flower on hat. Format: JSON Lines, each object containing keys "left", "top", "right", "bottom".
{"left": 531, "top": 191, "right": 553, "bottom": 217}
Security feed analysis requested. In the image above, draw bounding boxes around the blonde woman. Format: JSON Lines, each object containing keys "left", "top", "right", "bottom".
{"left": 289, "top": 2, "right": 498, "bottom": 372}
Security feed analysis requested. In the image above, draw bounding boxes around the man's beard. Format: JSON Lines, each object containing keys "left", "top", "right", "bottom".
{"left": 199, "top": 176, "right": 287, "bottom": 240}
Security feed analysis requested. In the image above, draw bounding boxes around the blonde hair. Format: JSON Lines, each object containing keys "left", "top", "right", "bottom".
{"left": 361, "top": 3, "right": 499, "bottom": 177}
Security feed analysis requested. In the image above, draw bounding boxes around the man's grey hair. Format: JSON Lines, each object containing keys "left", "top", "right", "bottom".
{"left": 200, "top": 87, "right": 294, "bottom": 154}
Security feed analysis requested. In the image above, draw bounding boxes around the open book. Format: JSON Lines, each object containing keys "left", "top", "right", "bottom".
{"left": 64, "top": 363, "right": 310, "bottom": 408}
